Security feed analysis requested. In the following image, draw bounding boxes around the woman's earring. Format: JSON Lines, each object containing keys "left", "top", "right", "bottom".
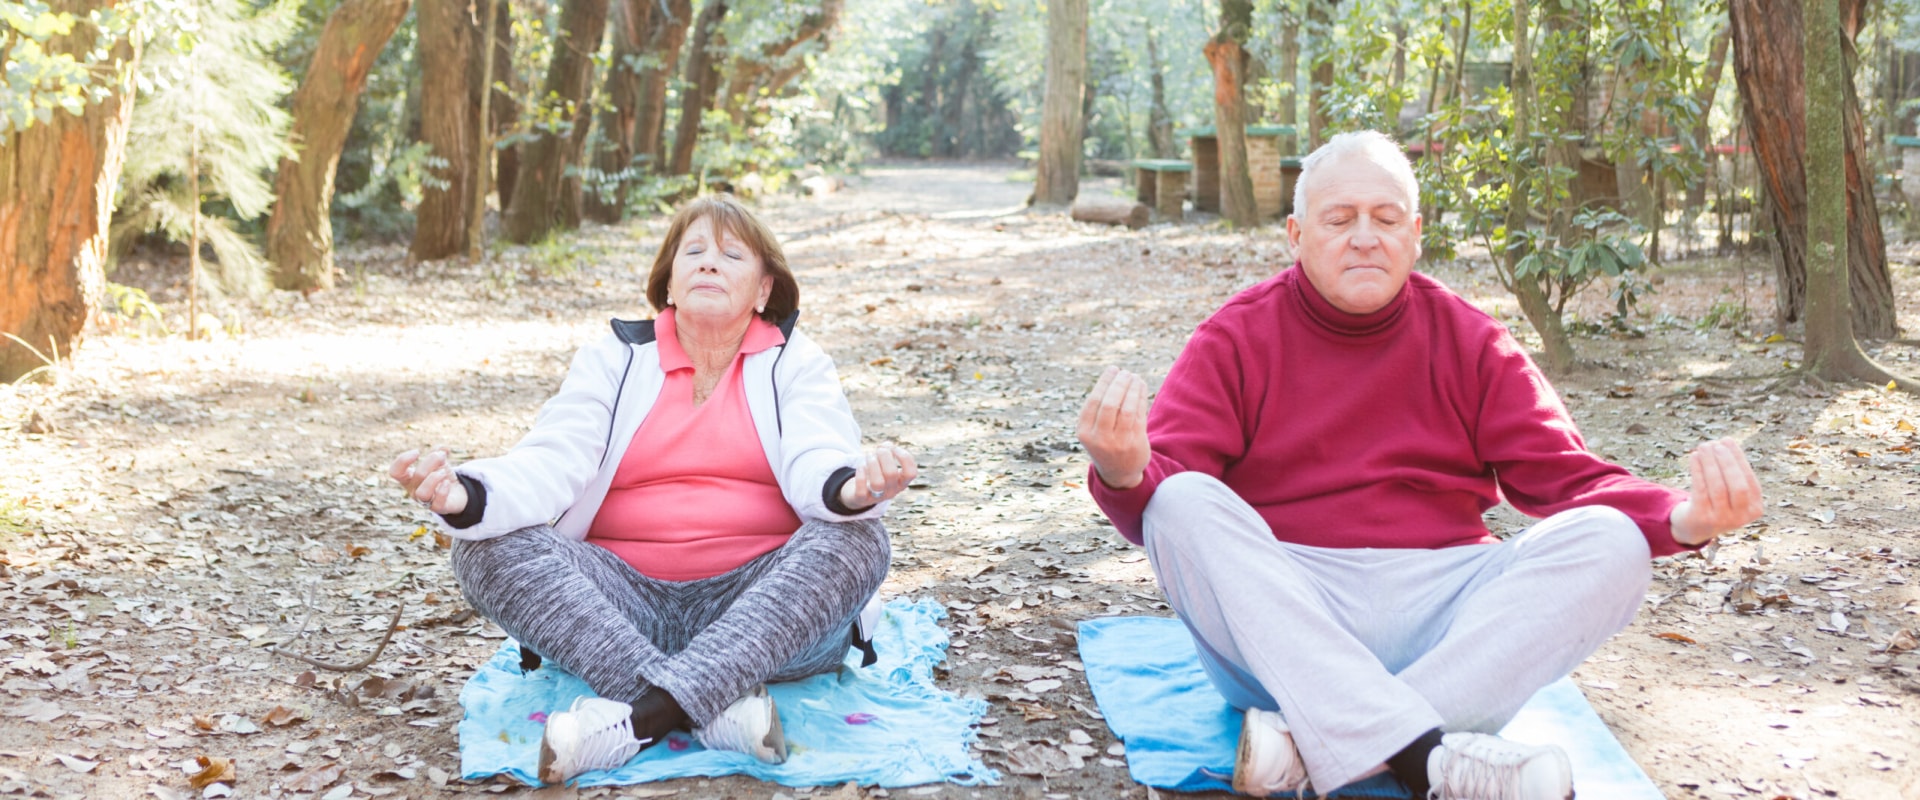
{"left": 756, "top": 305, "right": 765, "bottom": 313}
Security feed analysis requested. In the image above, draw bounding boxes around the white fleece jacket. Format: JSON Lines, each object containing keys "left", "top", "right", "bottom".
{"left": 445, "top": 318, "right": 884, "bottom": 541}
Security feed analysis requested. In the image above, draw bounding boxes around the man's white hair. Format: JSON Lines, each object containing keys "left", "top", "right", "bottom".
{"left": 1290, "top": 130, "right": 1420, "bottom": 219}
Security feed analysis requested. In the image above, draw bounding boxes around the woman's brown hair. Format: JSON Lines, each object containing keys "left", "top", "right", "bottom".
{"left": 645, "top": 195, "right": 799, "bottom": 324}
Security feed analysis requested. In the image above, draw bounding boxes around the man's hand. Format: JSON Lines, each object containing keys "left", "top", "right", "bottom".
{"left": 1076, "top": 367, "right": 1151, "bottom": 490}
{"left": 390, "top": 446, "right": 470, "bottom": 516}
{"left": 1670, "top": 437, "right": 1763, "bottom": 547}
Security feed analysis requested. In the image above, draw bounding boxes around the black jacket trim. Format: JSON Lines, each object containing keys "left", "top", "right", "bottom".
{"left": 441, "top": 475, "right": 488, "bottom": 529}
{"left": 822, "top": 466, "right": 860, "bottom": 516}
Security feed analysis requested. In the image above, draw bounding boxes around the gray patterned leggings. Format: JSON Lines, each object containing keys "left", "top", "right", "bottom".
{"left": 449, "top": 518, "right": 889, "bottom": 724}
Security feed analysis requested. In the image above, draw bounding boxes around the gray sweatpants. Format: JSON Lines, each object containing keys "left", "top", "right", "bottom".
{"left": 1141, "top": 472, "right": 1651, "bottom": 791}
{"left": 450, "top": 518, "right": 889, "bottom": 724}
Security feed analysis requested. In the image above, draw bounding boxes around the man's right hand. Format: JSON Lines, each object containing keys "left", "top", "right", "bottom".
{"left": 1077, "top": 367, "right": 1152, "bottom": 490}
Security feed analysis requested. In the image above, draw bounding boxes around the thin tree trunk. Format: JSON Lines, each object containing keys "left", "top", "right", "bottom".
{"left": 1802, "top": 0, "right": 1915, "bottom": 389}
{"left": 558, "top": 88, "right": 598, "bottom": 228}
{"left": 639, "top": 0, "right": 694, "bottom": 175}
{"left": 1730, "top": 0, "right": 1897, "bottom": 340}
{"left": 1032, "top": 0, "right": 1087, "bottom": 206}
{"left": 1206, "top": 0, "right": 1258, "bottom": 227}
{"left": 1146, "top": 24, "right": 1175, "bottom": 158}
{"left": 1504, "top": 0, "right": 1576, "bottom": 372}
{"left": 469, "top": 0, "right": 501, "bottom": 257}
{"left": 940, "top": 35, "right": 978, "bottom": 158}
{"left": 1686, "top": 24, "right": 1730, "bottom": 209}
{"left": 582, "top": 0, "right": 652, "bottom": 223}
{"left": 1278, "top": 7, "right": 1299, "bottom": 130}
{"left": 265, "top": 0, "right": 410, "bottom": 291}
{"left": 1306, "top": 0, "right": 1336, "bottom": 149}
{"left": 668, "top": 0, "right": 729, "bottom": 178}
{"left": 503, "top": 0, "right": 612, "bottom": 243}
{"left": 484, "top": 0, "right": 519, "bottom": 211}
{"left": 0, "top": 0, "right": 138, "bottom": 382}
{"left": 410, "top": 0, "right": 475, "bottom": 260}
{"left": 722, "top": 0, "right": 842, "bottom": 127}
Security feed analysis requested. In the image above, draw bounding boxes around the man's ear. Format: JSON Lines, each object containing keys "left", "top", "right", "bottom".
{"left": 1286, "top": 215, "right": 1302, "bottom": 253}
{"left": 1412, "top": 213, "right": 1423, "bottom": 261}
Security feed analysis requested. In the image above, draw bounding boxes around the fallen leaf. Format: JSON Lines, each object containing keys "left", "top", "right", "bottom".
{"left": 283, "top": 762, "right": 344, "bottom": 792}
{"left": 51, "top": 754, "right": 96, "bottom": 774}
{"left": 215, "top": 714, "right": 260, "bottom": 735}
{"left": 261, "top": 705, "right": 310, "bottom": 727}
{"left": 5, "top": 699, "right": 65, "bottom": 724}
{"left": 1010, "top": 702, "right": 1057, "bottom": 721}
{"left": 188, "top": 755, "right": 234, "bottom": 790}
{"left": 319, "top": 783, "right": 354, "bottom": 800}
{"left": 1655, "top": 632, "right": 1698, "bottom": 645}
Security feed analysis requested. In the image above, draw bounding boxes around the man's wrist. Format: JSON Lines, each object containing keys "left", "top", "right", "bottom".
{"left": 1669, "top": 500, "right": 1709, "bottom": 547}
{"left": 1093, "top": 466, "right": 1144, "bottom": 491}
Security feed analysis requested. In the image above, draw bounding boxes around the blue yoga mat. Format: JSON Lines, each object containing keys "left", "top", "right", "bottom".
{"left": 458, "top": 598, "right": 999, "bottom": 789}
{"left": 1077, "top": 616, "right": 1664, "bottom": 799}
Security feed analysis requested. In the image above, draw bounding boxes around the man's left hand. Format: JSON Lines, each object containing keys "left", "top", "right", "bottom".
{"left": 1670, "top": 437, "right": 1764, "bottom": 547}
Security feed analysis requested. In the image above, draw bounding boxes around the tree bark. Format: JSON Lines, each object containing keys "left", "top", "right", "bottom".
{"left": 503, "top": 0, "right": 612, "bottom": 243}
{"left": 1277, "top": 10, "right": 1299, "bottom": 130}
{"left": 1146, "top": 24, "right": 1175, "bottom": 158}
{"left": 1032, "top": 0, "right": 1088, "bottom": 207}
{"left": 639, "top": 0, "right": 694, "bottom": 175}
{"left": 0, "top": 0, "right": 138, "bottom": 382}
{"left": 481, "top": 0, "right": 519, "bottom": 211}
{"left": 1071, "top": 197, "right": 1150, "bottom": 229}
{"left": 938, "top": 31, "right": 978, "bottom": 159}
{"left": 410, "top": 0, "right": 475, "bottom": 261}
{"left": 667, "top": 0, "right": 730, "bottom": 178}
{"left": 1685, "top": 23, "right": 1731, "bottom": 209}
{"left": 1504, "top": 0, "right": 1576, "bottom": 373}
{"left": 583, "top": 0, "right": 654, "bottom": 224}
{"left": 1206, "top": 0, "right": 1258, "bottom": 228}
{"left": 266, "top": 0, "right": 411, "bottom": 290}
{"left": 1730, "top": 0, "right": 1897, "bottom": 339}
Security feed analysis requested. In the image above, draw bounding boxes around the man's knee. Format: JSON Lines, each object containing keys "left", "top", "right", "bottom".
{"left": 1543, "top": 506, "right": 1652, "bottom": 616}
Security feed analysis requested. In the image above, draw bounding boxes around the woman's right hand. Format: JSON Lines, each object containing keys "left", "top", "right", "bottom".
{"left": 390, "top": 446, "right": 470, "bottom": 516}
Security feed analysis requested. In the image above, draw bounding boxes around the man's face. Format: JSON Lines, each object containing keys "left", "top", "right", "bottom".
{"left": 1286, "top": 154, "right": 1422, "bottom": 315}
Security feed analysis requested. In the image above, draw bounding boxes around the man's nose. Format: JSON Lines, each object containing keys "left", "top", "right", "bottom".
{"left": 1349, "top": 220, "right": 1380, "bottom": 248}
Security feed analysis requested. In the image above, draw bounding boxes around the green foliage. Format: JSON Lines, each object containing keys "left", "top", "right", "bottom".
{"left": 112, "top": 0, "right": 295, "bottom": 298}
{"left": 101, "top": 282, "right": 170, "bottom": 334}
{"left": 0, "top": 1, "right": 136, "bottom": 140}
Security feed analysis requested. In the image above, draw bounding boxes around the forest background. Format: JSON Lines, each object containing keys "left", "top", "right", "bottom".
{"left": 3, "top": 0, "right": 1920, "bottom": 797}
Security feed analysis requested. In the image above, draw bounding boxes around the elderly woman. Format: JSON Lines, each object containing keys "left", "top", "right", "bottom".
{"left": 389, "top": 195, "right": 916, "bottom": 784}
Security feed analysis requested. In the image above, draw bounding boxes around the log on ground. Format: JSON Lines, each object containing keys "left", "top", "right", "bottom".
{"left": 1070, "top": 197, "right": 1150, "bottom": 229}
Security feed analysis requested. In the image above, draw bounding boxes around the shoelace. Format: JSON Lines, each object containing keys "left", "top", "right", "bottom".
{"left": 1428, "top": 739, "right": 1528, "bottom": 800}
{"left": 571, "top": 716, "right": 647, "bottom": 771}
{"left": 697, "top": 703, "right": 762, "bottom": 753}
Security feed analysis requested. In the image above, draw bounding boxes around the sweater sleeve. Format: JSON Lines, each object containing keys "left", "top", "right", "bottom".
{"left": 1090, "top": 322, "right": 1251, "bottom": 544}
{"left": 1472, "top": 329, "right": 1691, "bottom": 557}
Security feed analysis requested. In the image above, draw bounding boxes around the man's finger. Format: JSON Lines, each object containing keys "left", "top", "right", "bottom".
{"left": 1696, "top": 444, "right": 1733, "bottom": 520}
{"left": 1096, "top": 370, "right": 1136, "bottom": 431}
{"left": 1120, "top": 374, "right": 1148, "bottom": 428}
{"left": 1079, "top": 368, "right": 1118, "bottom": 430}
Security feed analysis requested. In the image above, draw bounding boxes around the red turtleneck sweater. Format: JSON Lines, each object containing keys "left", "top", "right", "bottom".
{"left": 1090, "top": 266, "right": 1691, "bottom": 557}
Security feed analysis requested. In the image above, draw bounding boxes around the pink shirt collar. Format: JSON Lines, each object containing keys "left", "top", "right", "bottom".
{"left": 653, "top": 307, "right": 788, "bottom": 372}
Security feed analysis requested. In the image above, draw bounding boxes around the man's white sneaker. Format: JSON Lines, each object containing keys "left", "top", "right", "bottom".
{"left": 694, "top": 684, "right": 787, "bottom": 764}
{"left": 1231, "top": 707, "right": 1312, "bottom": 797}
{"left": 1426, "top": 732, "right": 1573, "bottom": 800}
{"left": 537, "top": 696, "right": 650, "bottom": 785}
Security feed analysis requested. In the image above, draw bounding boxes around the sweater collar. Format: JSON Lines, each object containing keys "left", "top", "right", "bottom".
{"left": 1286, "top": 263, "right": 1411, "bottom": 338}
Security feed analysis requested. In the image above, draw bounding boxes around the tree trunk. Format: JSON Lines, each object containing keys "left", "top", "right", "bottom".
{"left": 668, "top": 0, "right": 729, "bottom": 178}
{"left": 1685, "top": 24, "right": 1731, "bottom": 209}
{"left": 1802, "top": 0, "right": 1916, "bottom": 389}
{"left": 938, "top": 35, "right": 978, "bottom": 159}
{"left": 1278, "top": 10, "right": 1299, "bottom": 130}
{"left": 1206, "top": 0, "right": 1258, "bottom": 228}
{"left": 639, "top": 0, "right": 694, "bottom": 175}
{"left": 410, "top": 0, "right": 475, "bottom": 261}
{"left": 721, "top": 0, "right": 842, "bottom": 127}
{"left": 503, "top": 0, "right": 612, "bottom": 243}
{"left": 1504, "top": 0, "right": 1576, "bottom": 372}
{"left": 584, "top": 0, "right": 653, "bottom": 223}
{"left": 266, "top": 0, "right": 411, "bottom": 291}
{"left": 1032, "top": 0, "right": 1087, "bottom": 206}
{"left": 469, "top": 0, "right": 501, "bottom": 259}
{"left": 0, "top": 0, "right": 138, "bottom": 382}
{"left": 1306, "top": 0, "right": 1335, "bottom": 149}
{"left": 1146, "top": 25, "right": 1175, "bottom": 158}
{"left": 557, "top": 90, "right": 598, "bottom": 228}
{"left": 1730, "top": 0, "right": 1897, "bottom": 340}
{"left": 484, "top": 0, "right": 520, "bottom": 211}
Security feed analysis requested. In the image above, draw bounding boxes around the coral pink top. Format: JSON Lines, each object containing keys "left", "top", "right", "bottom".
{"left": 587, "top": 308, "right": 801, "bottom": 580}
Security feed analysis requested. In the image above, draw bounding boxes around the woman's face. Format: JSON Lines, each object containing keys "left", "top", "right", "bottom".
{"left": 667, "top": 215, "right": 772, "bottom": 329}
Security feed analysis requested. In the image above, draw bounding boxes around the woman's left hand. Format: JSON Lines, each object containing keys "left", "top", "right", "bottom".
{"left": 841, "top": 444, "right": 918, "bottom": 510}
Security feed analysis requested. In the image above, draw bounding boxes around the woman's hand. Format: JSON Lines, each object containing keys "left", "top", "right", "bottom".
{"left": 390, "top": 446, "right": 471, "bottom": 516}
{"left": 840, "top": 445, "right": 918, "bottom": 511}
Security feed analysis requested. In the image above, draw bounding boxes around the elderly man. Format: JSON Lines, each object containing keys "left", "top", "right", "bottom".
{"left": 1077, "top": 131, "right": 1762, "bottom": 799}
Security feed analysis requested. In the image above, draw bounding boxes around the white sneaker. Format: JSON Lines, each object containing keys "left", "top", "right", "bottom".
{"left": 537, "top": 696, "right": 650, "bottom": 785}
{"left": 694, "top": 684, "right": 787, "bottom": 764}
{"left": 1231, "top": 707, "right": 1312, "bottom": 797}
{"left": 1427, "top": 732, "right": 1574, "bottom": 800}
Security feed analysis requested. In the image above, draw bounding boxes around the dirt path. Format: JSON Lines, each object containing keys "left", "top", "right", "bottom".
{"left": 1, "top": 162, "right": 1917, "bottom": 799}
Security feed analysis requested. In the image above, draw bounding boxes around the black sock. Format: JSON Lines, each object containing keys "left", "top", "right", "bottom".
{"left": 628, "top": 688, "right": 690, "bottom": 745}
{"left": 1388, "top": 728, "right": 1445, "bottom": 797}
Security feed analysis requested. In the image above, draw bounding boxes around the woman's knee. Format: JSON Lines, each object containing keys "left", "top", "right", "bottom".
{"left": 449, "top": 526, "right": 558, "bottom": 587}
{"left": 794, "top": 518, "right": 891, "bottom": 580}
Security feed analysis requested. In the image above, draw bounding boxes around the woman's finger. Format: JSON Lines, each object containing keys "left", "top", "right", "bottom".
{"left": 390, "top": 450, "right": 420, "bottom": 483}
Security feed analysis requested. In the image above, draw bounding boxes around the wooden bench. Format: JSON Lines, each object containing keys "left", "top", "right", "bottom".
{"left": 1133, "top": 159, "right": 1194, "bottom": 220}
